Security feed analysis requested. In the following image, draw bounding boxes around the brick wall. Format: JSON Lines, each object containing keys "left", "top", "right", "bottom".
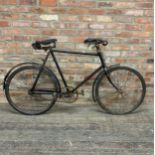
{"left": 0, "top": 0, "right": 153, "bottom": 104}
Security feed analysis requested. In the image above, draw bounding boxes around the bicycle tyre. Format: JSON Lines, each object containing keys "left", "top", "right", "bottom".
{"left": 5, "top": 65, "right": 59, "bottom": 115}
{"left": 95, "top": 66, "right": 146, "bottom": 115}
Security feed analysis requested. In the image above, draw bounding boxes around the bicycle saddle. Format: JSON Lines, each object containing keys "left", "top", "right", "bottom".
{"left": 84, "top": 38, "right": 108, "bottom": 46}
{"left": 32, "top": 39, "right": 57, "bottom": 50}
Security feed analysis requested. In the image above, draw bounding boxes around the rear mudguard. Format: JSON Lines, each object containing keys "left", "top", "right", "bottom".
{"left": 92, "top": 64, "right": 120, "bottom": 102}
{"left": 3, "top": 62, "right": 38, "bottom": 90}
{"left": 3, "top": 62, "right": 61, "bottom": 94}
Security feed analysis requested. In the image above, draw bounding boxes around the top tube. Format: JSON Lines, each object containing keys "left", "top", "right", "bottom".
{"left": 52, "top": 49, "right": 98, "bottom": 56}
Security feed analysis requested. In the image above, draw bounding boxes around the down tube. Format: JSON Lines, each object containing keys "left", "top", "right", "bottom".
{"left": 72, "top": 66, "right": 103, "bottom": 92}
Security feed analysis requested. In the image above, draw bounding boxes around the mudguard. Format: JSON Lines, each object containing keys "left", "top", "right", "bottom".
{"left": 92, "top": 64, "right": 120, "bottom": 102}
{"left": 3, "top": 62, "right": 61, "bottom": 94}
{"left": 3, "top": 62, "right": 38, "bottom": 90}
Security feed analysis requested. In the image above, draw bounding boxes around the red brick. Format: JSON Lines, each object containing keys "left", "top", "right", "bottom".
{"left": 136, "top": 2, "right": 153, "bottom": 8}
{"left": 115, "top": 58, "right": 126, "bottom": 63}
{"left": 84, "top": 63, "right": 99, "bottom": 69}
{"left": 59, "top": 30, "right": 78, "bottom": 36}
{"left": 59, "top": 15, "right": 79, "bottom": 22}
{"left": 105, "top": 9, "right": 122, "bottom": 15}
{"left": 135, "top": 17, "right": 153, "bottom": 24}
{"left": 0, "top": 13, "right": 19, "bottom": 20}
{"left": 23, "top": 29, "right": 41, "bottom": 35}
{"left": 126, "top": 39, "right": 140, "bottom": 44}
{"left": 116, "top": 32, "right": 132, "bottom": 38}
{"left": 13, "top": 35, "right": 30, "bottom": 41}
{"left": 32, "top": 22, "right": 48, "bottom": 28}
{"left": 124, "top": 10, "right": 144, "bottom": 16}
{"left": 116, "top": 32, "right": 151, "bottom": 38}
{"left": 144, "top": 10, "right": 153, "bottom": 16}
{"left": 0, "top": 6, "right": 30, "bottom": 13}
{"left": 98, "top": 2, "right": 112, "bottom": 7}
{"left": 0, "top": 21, "right": 9, "bottom": 27}
{"left": 112, "top": 45, "right": 129, "bottom": 51}
{"left": 48, "top": 7, "right": 66, "bottom": 14}
{"left": 19, "top": 0, "right": 37, "bottom": 5}
{"left": 67, "top": 8, "right": 88, "bottom": 15}
{"left": 2, "top": 29, "right": 21, "bottom": 35}
{"left": 80, "top": 16, "right": 96, "bottom": 22}
{"left": 132, "top": 32, "right": 152, "bottom": 38}
{"left": 126, "top": 24, "right": 142, "bottom": 31}
{"left": 31, "top": 7, "right": 47, "bottom": 14}
{"left": 127, "top": 59, "right": 145, "bottom": 64}
{"left": 113, "top": 16, "right": 133, "bottom": 23}
{"left": 70, "top": 37, "right": 85, "bottom": 43}
{"left": 42, "top": 29, "right": 59, "bottom": 36}
{"left": 0, "top": 0, "right": 16, "bottom": 4}
{"left": 78, "top": 30, "right": 92, "bottom": 36}
{"left": 57, "top": 42, "right": 75, "bottom": 49}
{"left": 64, "top": 23, "right": 88, "bottom": 29}
{"left": 130, "top": 45, "right": 149, "bottom": 51}
{"left": 99, "top": 2, "right": 135, "bottom": 8}
{"left": 59, "top": 0, "right": 96, "bottom": 8}
{"left": 105, "top": 24, "right": 124, "bottom": 30}
{"left": 0, "top": 36, "right": 12, "bottom": 41}
{"left": 80, "top": 2, "right": 96, "bottom": 7}
{"left": 89, "top": 23, "right": 104, "bottom": 29}
{"left": 49, "top": 7, "right": 104, "bottom": 15}
{"left": 88, "top": 9, "right": 104, "bottom": 15}
{"left": 12, "top": 21, "right": 31, "bottom": 27}
{"left": 114, "top": 2, "right": 135, "bottom": 8}
{"left": 40, "top": 0, "right": 56, "bottom": 7}
{"left": 140, "top": 39, "right": 153, "bottom": 44}
{"left": 144, "top": 25, "right": 153, "bottom": 31}
{"left": 20, "top": 14, "right": 39, "bottom": 20}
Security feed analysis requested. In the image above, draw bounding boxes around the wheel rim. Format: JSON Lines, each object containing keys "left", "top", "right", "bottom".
{"left": 97, "top": 68, "right": 144, "bottom": 114}
{"left": 7, "top": 67, "right": 57, "bottom": 115}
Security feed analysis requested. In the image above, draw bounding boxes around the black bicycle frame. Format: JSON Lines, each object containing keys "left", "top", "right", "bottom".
{"left": 52, "top": 48, "right": 107, "bottom": 93}
{"left": 31, "top": 47, "right": 107, "bottom": 95}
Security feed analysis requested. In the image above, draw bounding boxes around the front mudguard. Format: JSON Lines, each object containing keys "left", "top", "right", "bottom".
{"left": 3, "top": 62, "right": 61, "bottom": 94}
{"left": 92, "top": 64, "right": 120, "bottom": 102}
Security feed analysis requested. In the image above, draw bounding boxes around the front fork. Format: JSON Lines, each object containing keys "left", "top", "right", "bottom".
{"left": 104, "top": 68, "right": 122, "bottom": 93}
{"left": 97, "top": 47, "right": 122, "bottom": 93}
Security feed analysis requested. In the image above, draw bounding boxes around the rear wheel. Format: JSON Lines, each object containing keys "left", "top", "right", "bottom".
{"left": 95, "top": 66, "right": 146, "bottom": 115}
{"left": 5, "top": 65, "right": 59, "bottom": 115}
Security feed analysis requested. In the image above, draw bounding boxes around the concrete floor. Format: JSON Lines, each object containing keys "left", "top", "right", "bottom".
{"left": 0, "top": 101, "right": 153, "bottom": 155}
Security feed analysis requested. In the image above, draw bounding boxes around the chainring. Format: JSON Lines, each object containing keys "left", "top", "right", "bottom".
{"left": 59, "top": 86, "right": 78, "bottom": 104}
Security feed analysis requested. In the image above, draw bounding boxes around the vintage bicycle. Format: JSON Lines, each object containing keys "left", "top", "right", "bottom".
{"left": 3, "top": 38, "right": 146, "bottom": 115}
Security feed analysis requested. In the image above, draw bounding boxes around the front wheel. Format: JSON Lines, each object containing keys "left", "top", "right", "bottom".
{"left": 5, "top": 65, "right": 59, "bottom": 115}
{"left": 95, "top": 66, "right": 146, "bottom": 115}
